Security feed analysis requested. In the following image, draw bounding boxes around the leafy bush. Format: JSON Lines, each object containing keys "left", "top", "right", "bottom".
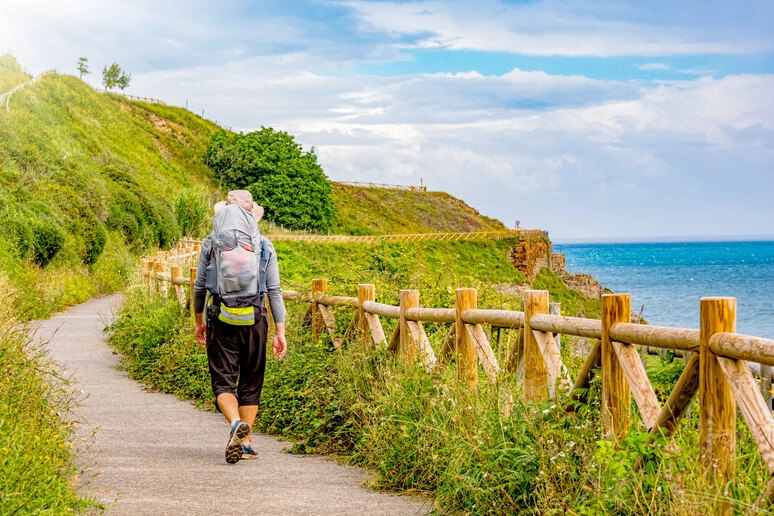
{"left": 206, "top": 128, "right": 336, "bottom": 230}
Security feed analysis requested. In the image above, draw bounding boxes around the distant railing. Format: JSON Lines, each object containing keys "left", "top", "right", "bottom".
{"left": 142, "top": 238, "right": 774, "bottom": 512}
{"left": 334, "top": 181, "right": 427, "bottom": 192}
{"left": 266, "top": 230, "right": 544, "bottom": 243}
{"left": 113, "top": 93, "right": 167, "bottom": 105}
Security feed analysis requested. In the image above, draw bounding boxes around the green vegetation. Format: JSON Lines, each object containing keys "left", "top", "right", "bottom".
{"left": 0, "top": 57, "right": 219, "bottom": 509}
{"left": 76, "top": 57, "right": 90, "bottom": 80}
{"left": 0, "top": 56, "right": 220, "bottom": 318}
{"left": 0, "top": 278, "right": 100, "bottom": 514}
{"left": 206, "top": 127, "right": 336, "bottom": 231}
{"left": 0, "top": 53, "right": 30, "bottom": 93}
{"left": 101, "top": 62, "right": 131, "bottom": 91}
{"left": 108, "top": 277, "right": 769, "bottom": 515}
{"left": 3, "top": 53, "right": 660, "bottom": 513}
{"left": 330, "top": 183, "right": 507, "bottom": 234}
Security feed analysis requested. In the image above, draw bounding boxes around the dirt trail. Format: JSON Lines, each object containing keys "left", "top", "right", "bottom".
{"left": 35, "top": 294, "right": 430, "bottom": 515}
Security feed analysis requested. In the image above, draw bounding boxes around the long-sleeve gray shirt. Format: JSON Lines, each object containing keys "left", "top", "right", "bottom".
{"left": 193, "top": 235, "right": 286, "bottom": 324}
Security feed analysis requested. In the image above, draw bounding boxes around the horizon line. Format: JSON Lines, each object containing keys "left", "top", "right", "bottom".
{"left": 551, "top": 233, "right": 774, "bottom": 245}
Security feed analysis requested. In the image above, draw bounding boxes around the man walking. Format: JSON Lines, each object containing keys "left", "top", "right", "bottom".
{"left": 193, "top": 190, "right": 287, "bottom": 463}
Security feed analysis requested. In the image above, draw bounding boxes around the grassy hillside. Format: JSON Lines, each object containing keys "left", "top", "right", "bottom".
{"left": 0, "top": 56, "right": 220, "bottom": 318}
{"left": 331, "top": 183, "right": 507, "bottom": 234}
{"left": 0, "top": 54, "right": 31, "bottom": 93}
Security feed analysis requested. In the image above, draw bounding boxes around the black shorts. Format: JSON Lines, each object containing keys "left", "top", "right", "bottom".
{"left": 206, "top": 307, "right": 268, "bottom": 407}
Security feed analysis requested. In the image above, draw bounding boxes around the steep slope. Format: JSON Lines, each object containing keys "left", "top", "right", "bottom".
{"left": 0, "top": 54, "right": 31, "bottom": 93}
{"left": 0, "top": 57, "right": 220, "bottom": 316}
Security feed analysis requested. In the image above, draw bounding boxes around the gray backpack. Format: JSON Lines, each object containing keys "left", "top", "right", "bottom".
{"left": 209, "top": 204, "right": 261, "bottom": 302}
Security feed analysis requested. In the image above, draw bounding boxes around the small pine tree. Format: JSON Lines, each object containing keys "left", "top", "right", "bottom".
{"left": 77, "top": 57, "right": 90, "bottom": 79}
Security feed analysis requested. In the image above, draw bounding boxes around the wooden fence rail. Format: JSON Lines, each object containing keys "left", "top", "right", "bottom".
{"left": 258, "top": 230, "right": 545, "bottom": 244}
{"left": 142, "top": 241, "right": 774, "bottom": 512}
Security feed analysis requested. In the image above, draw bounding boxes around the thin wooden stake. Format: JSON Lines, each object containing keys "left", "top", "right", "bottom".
{"left": 651, "top": 353, "right": 700, "bottom": 437}
{"left": 567, "top": 341, "right": 601, "bottom": 406}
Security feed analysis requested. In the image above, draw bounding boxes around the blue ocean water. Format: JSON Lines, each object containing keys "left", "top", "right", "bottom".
{"left": 555, "top": 240, "right": 774, "bottom": 340}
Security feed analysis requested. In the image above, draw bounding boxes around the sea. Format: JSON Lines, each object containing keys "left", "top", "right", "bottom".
{"left": 554, "top": 239, "right": 774, "bottom": 340}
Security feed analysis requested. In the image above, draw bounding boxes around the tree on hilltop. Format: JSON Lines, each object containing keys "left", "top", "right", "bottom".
{"left": 77, "top": 57, "right": 90, "bottom": 79}
{"left": 206, "top": 127, "right": 336, "bottom": 231}
{"left": 102, "top": 62, "right": 131, "bottom": 91}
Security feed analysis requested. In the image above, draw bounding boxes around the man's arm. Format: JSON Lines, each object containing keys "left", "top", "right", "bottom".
{"left": 263, "top": 238, "right": 287, "bottom": 360}
{"left": 193, "top": 238, "right": 212, "bottom": 346}
{"left": 272, "top": 322, "right": 287, "bottom": 361}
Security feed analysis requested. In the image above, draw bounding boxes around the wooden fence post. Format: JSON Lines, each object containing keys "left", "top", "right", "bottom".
{"left": 189, "top": 267, "right": 197, "bottom": 318}
{"left": 399, "top": 290, "right": 419, "bottom": 365}
{"left": 524, "top": 290, "right": 549, "bottom": 403}
{"left": 699, "top": 297, "right": 736, "bottom": 506}
{"left": 455, "top": 288, "right": 478, "bottom": 388}
{"left": 170, "top": 266, "right": 183, "bottom": 305}
{"left": 601, "top": 294, "right": 631, "bottom": 443}
{"left": 311, "top": 278, "right": 327, "bottom": 340}
{"left": 154, "top": 261, "right": 164, "bottom": 298}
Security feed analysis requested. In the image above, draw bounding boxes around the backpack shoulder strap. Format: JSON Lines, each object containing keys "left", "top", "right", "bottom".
{"left": 258, "top": 237, "right": 270, "bottom": 294}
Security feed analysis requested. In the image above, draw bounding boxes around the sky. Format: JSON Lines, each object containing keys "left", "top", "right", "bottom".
{"left": 1, "top": 0, "right": 773, "bottom": 242}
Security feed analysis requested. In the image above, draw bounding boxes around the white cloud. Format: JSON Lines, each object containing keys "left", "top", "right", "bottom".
{"left": 339, "top": 0, "right": 773, "bottom": 57}
{"left": 639, "top": 63, "right": 670, "bottom": 71}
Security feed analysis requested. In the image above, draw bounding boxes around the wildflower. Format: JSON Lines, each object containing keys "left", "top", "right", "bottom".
{"left": 542, "top": 409, "right": 550, "bottom": 414}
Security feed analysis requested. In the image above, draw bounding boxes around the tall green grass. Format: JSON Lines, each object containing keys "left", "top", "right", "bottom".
{"left": 0, "top": 277, "right": 100, "bottom": 513}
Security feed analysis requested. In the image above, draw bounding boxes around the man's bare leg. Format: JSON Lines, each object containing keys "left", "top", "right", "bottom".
{"left": 218, "top": 393, "right": 250, "bottom": 463}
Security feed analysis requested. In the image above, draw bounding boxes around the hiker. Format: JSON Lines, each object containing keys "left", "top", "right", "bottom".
{"left": 193, "top": 190, "right": 287, "bottom": 464}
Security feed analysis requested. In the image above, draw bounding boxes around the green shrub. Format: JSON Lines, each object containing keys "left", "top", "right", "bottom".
{"left": 206, "top": 127, "right": 336, "bottom": 230}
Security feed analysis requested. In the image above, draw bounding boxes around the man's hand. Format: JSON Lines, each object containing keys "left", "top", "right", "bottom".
{"left": 195, "top": 313, "right": 206, "bottom": 345}
{"left": 273, "top": 322, "right": 287, "bottom": 361}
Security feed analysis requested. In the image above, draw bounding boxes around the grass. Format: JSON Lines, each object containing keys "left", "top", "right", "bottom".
{"left": 106, "top": 282, "right": 773, "bottom": 515}
{"left": 0, "top": 53, "right": 31, "bottom": 93}
{"left": 0, "top": 56, "right": 222, "bottom": 320}
{"left": 0, "top": 277, "right": 101, "bottom": 514}
{"left": 331, "top": 183, "right": 508, "bottom": 235}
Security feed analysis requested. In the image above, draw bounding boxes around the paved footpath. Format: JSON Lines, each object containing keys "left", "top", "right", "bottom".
{"left": 35, "top": 295, "right": 431, "bottom": 515}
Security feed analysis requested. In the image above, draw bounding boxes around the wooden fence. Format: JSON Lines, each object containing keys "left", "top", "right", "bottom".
{"left": 114, "top": 93, "right": 167, "bottom": 105}
{"left": 142, "top": 240, "right": 774, "bottom": 513}
{"left": 262, "top": 230, "right": 545, "bottom": 244}
{"left": 334, "top": 181, "right": 427, "bottom": 192}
